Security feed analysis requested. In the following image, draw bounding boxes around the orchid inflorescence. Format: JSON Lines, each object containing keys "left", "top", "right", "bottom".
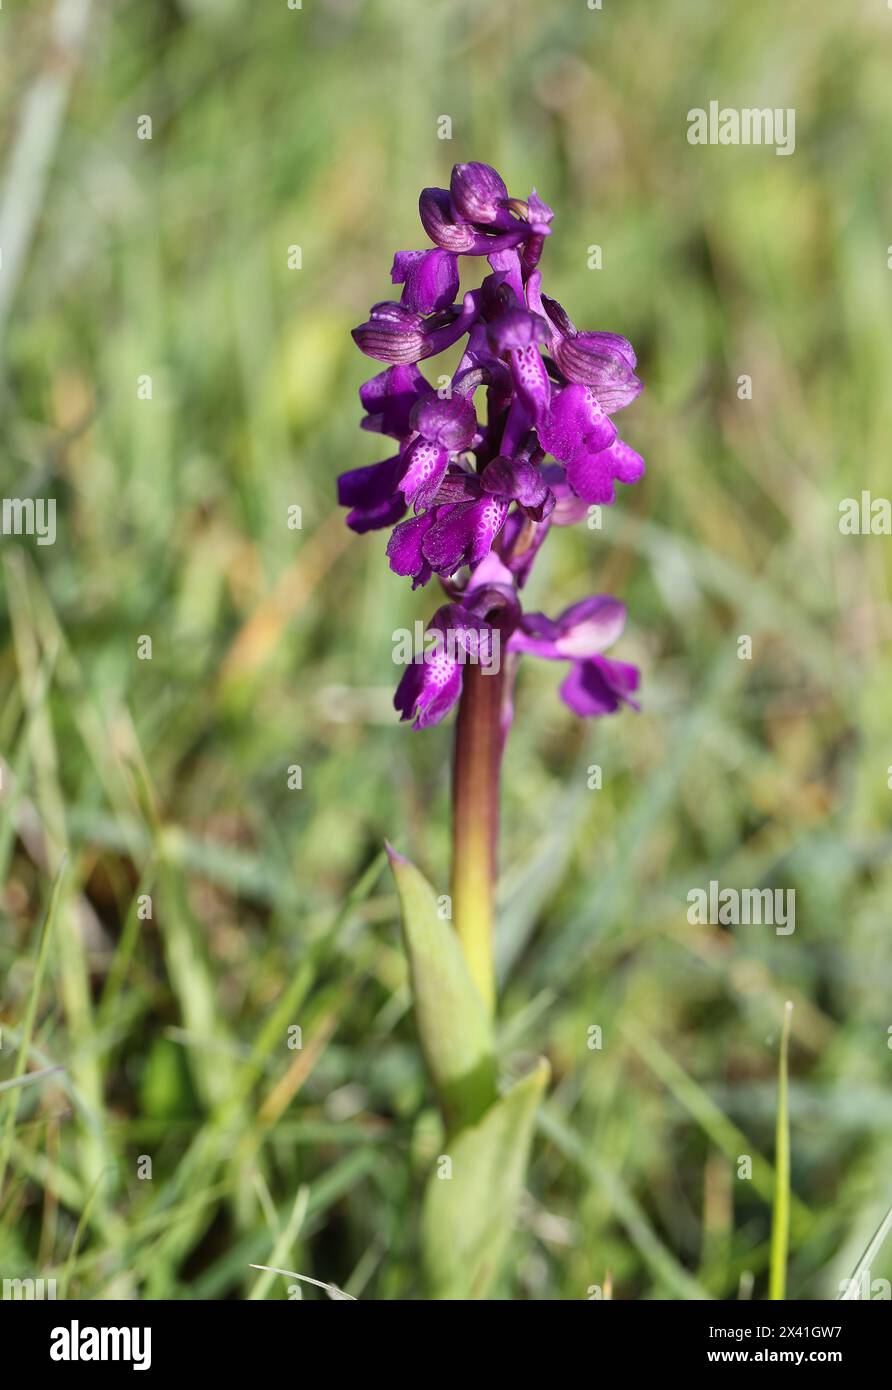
{"left": 339, "top": 164, "right": 648, "bottom": 1297}
{"left": 338, "top": 161, "right": 645, "bottom": 731}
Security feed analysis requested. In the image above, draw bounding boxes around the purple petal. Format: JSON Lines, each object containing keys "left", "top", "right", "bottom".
{"left": 398, "top": 437, "right": 449, "bottom": 510}
{"left": 540, "top": 293, "right": 576, "bottom": 338}
{"left": 559, "top": 656, "right": 641, "bottom": 717}
{"left": 392, "top": 249, "right": 460, "bottom": 315}
{"left": 519, "top": 491, "right": 555, "bottom": 523}
{"left": 465, "top": 549, "right": 516, "bottom": 593}
{"left": 553, "top": 331, "right": 642, "bottom": 410}
{"left": 394, "top": 610, "right": 464, "bottom": 728}
{"left": 486, "top": 307, "right": 550, "bottom": 355}
{"left": 543, "top": 467, "right": 590, "bottom": 525}
{"left": 422, "top": 496, "right": 509, "bottom": 575}
{"left": 391, "top": 251, "right": 421, "bottom": 284}
{"left": 509, "top": 344, "right": 551, "bottom": 423}
{"left": 552, "top": 595, "right": 627, "bottom": 657}
{"left": 432, "top": 468, "right": 481, "bottom": 505}
{"left": 352, "top": 302, "right": 427, "bottom": 364}
{"left": 566, "top": 436, "right": 645, "bottom": 506}
{"left": 583, "top": 330, "right": 637, "bottom": 372}
{"left": 461, "top": 567, "right": 522, "bottom": 634}
{"left": 409, "top": 393, "right": 477, "bottom": 451}
{"left": 526, "top": 188, "right": 554, "bottom": 233}
{"left": 421, "top": 290, "right": 483, "bottom": 359}
{"left": 481, "top": 456, "right": 549, "bottom": 509}
{"left": 603, "top": 437, "right": 646, "bottom": 484}
{"left": 450, "top": 162, "right": 509, "bottom": 225}
{"left": 386, "top": 510, "right": 437, "bottom": 583}
{"left": 538, "top": 384, "right": 617, "bottom": 464}
{"left": 419, "top": 187, "right": 478, "bottom": 252}
{"left": 508, "top": 611, "right": 563, "bottom": 659}
{"left": 487, "top": 245, "right": 524, "bottom": 302}
{"left": 480, "top": 269, "right": 515, "bottom": 319}
{"left": 518, "top": 190, "right": 553, "bottom": 275}
{"left": 359, "top": 364, "right": 432, "bottom": 439}
{"left": 509, "top": 596, "right": 627, "bottom": 661}
{"left": 337, "top": 455, "right": 406, "bottom": 533}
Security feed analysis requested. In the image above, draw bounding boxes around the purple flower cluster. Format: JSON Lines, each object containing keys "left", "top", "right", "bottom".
{"left": 338, "top": 162, "right": 645, "bottom": 728}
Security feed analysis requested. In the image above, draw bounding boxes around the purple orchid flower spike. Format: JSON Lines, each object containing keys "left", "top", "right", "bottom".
{"left": 339, "top": 162, "right": 648, "bottom": 1018}
{"left": 341, "top": 167, "right": 652, "bottom": 1301}
{"left": 340, "top": 159, "right": 646, "bottom": 713}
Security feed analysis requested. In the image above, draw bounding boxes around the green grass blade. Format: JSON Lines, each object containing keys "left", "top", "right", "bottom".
{"left": 623, "top": 1021, "right": 812, "bottom": 1238}
{"left": 247, "top": 1185, "right": 310, "bottom": 1300}
{"left": 539, "top": 1105, "right": 713, "bottom": 1300}
{"left": 769, "top": 1001, "right": 793, "bottom": 1300}
{"left": 838, "top": 1201, "right": 892, "bottom": 1300}
{"left": 0, "top": 855, "right": 66, "bottom": 1198}
{"left": 0, "top": 1064, "right": 64, "bottom": 1096}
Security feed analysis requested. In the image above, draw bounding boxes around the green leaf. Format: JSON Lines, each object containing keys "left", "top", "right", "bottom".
{"left": 421, "top": 1059, "right": 550, "bottom": 1300}
{"left": 388, "top": 846, "right": 497, "bottom": 1131}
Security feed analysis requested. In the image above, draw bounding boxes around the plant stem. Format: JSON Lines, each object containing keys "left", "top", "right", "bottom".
{"left": 451, "top": 660, "right": 505, "bottom": 1015}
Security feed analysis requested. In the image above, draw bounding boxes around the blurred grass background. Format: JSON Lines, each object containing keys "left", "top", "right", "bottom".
{"left": 1, "top": 0, "right": 891, "bottom": 1300}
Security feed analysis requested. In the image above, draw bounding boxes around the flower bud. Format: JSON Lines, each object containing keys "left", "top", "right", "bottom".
{"left": 539, "top": 297, "right": 641, "bottom": 408}
{"left": 449, "top": 162, "right": 509, "bottom": 224}
{"left": 352, "top": 301, "right": 427, "bottom": 364}
{"left": 419, "top": 187, "right": 478, "bottom": 251}
{"left": 549, "top": 323, "right": 642, "bottom": 411}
